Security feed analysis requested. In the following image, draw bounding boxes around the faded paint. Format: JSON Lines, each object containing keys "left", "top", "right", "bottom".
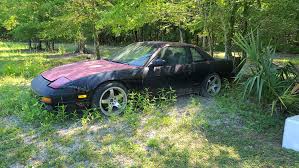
{"left": 42, "top": 60, "right": 136, "bottom": 81}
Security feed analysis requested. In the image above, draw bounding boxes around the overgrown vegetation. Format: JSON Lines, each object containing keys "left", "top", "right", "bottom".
{"left": 235, "top": 31, "right": 299, "bottom": 114}
{"left": 1, "top": 42, "right": 299, "bottom": 167}
{"left": 0, "top": 0, "right": 299, "bottom": 166}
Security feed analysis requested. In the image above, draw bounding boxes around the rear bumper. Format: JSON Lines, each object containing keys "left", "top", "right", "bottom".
{"left": 31, "top": 75, "right": 90, "bottom": 106}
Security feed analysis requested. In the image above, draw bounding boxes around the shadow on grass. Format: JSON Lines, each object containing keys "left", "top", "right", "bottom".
{"left": 188, "top": 94, "right": 299, "bottom": 167}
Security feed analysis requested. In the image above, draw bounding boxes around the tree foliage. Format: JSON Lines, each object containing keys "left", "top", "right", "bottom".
{"left": 0, "top": 0, "right": 298, "bottom": 55}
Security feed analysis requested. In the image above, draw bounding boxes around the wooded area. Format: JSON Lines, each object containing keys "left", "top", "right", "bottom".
{"left": 0, "top": 0, "right": 298, "bottom": 59}
{"left": 1, "top": 1, "right": 299, "bottom": 167}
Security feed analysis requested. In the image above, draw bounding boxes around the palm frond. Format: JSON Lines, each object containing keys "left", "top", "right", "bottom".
{"left": 234, "top": 29, "right": 299, "bottom": 114}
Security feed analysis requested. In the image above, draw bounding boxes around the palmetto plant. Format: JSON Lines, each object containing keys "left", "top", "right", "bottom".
{"left": 234, "top": 31, "right": 298, "bottom": 114}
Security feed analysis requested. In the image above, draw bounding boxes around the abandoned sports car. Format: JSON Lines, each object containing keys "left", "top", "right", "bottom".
{"left": 31, "top": 41, "right": 235, "bottom": 116}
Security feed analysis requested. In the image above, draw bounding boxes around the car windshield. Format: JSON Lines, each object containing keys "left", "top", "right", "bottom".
{"left": 110, "top": 43, "right": 158, "bottom": 66}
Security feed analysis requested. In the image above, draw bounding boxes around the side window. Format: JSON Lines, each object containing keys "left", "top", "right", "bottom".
{"left": 190, "top": 48, "right": 205, "bottom": 62}
{"left": 158, "top": 47, "right": 190, "bottom": 65}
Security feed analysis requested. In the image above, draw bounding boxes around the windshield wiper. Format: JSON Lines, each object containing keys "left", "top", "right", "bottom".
{"left": 109, "top": 59, "right": 129, "bottom": 65}
{"left": 102, "top": 58, "right": 130, "bottom": 65}
{"left": 102, "top": 58, "right": 111, "bottom": 61}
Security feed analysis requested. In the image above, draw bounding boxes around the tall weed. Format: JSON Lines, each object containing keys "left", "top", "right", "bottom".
{"left": 2, "top": 57, "right": 47, "bottom": 78}
{"left": 123, "top": 88, "right": 177, "bottom": 128}
{"left": 125, "top": 88, "right": 176, "bottom": 114}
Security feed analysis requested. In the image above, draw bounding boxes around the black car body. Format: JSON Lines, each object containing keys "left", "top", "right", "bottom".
{"left": 31, "top": 41, "right": 234, "bottom": 111}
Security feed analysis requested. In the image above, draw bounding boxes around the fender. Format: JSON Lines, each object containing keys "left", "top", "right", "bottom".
{"left": 63, "top": 67, "right": 144, "bottom": 92}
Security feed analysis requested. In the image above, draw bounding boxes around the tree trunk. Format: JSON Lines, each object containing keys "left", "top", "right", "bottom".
{"left": 95, "top": 33, "right": 101, "bottom": 59}
{"left": 141, "top": 26, "right": 144, "bottom": 41}
{"left": 51, "top": 41, "right": 55, "bottom": 51}
{"left": 185, "top": 30, "right": 191, "bottom": 43}
{"left": 28, "top": 40, "right": 32, "bottom": 50}
{"left": 93, "top": 25, "right": 101, "bottom": 59}
{"left": 224, "top": 2, "right": 238, "bottom": 60}
{"left": 202, "top": 2, "right": 208, "bottom": 50}
{"left": 134, "top": 30, "right": 138, "bottom": 42}
{"left": 208, "top": 30, "right": 214, "bottom": 57}
{"left": 243, "top": 2, "right": 249, "bottom": 35}
{"left": 242, "top": 1, "right": 249, "bottom": 58}
{"left": 45, "top": 41, "right": 50, "bottom": 51}
{"left": 33, "top": 40, "right": 37, "bottom": 50}
{"left": 149, "top": 26, "right": 152, "bottom": 40}
{"left": 202, "top": 36, "right": 206, "bottom": 50}
{"left": 37, "top": 40, "right": 42, "bottom": 50}
{"left": 179, "top": 28, "right": 184, "bottom": 43}
{"left": 75, "top": 40, "right": 88, "bottom": 54}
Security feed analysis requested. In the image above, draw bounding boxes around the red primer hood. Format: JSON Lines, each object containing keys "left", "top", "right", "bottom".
{"left": 42, "top": 60, "right": 136, "bottom": 81}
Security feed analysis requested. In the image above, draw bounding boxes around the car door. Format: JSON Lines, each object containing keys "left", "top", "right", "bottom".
{"left": 143, "top": 46, "right": 193, "bottom": 92}
{"left": 189, "top": 47, "right": 213, "bottom": 86}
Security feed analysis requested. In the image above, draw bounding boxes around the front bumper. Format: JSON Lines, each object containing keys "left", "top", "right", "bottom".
{"left": 31, "top": 75, "right": 90, "bottom": 106}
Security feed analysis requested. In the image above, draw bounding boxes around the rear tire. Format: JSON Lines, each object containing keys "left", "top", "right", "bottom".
{"left": 91, "top": 82, "right": 128, "bottom": 116}
{"left": 200, "top": 73, "right": 222, "bottom": 97}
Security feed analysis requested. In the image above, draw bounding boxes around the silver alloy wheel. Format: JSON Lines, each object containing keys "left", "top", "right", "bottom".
{"left": 99, "top": 86, "right": 127, "bottom": 115}
{"left": 206, "top": 74, "right": 221, "bottom": 96}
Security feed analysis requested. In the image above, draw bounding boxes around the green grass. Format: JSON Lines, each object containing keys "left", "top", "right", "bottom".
{"left": 213, "top": 50, "right": 299, "bottom": 67}
{"left": 0, "top": 41, "right": 299, "bottom": 167}
{"left": 274, "top": 55, "right": 299, "bottom": 66}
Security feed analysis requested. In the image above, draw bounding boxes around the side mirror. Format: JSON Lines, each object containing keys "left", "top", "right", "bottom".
{"left": 149, "top": 59, "right": 166, "bottom": 67}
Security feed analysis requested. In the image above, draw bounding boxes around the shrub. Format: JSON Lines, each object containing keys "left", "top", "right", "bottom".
{"left": 234, "top": 31, "right": 298, "bottom": 114}
{"left": 58, "top": 45, "right": 66, "bottom": 55}
{"left": 125, "top": 88, "right": 176, "bottom": 114}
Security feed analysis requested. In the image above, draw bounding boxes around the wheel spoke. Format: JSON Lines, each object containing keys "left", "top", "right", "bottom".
{"left": 109, "top": 89, "right": 115, "bottom": 98}
{"left": 108, "top": 104, "right": 113, "bottom": 112}
{"left": 115, "top": 94, "right": 123, "bottom": 101}
{"left": 207, "top": 87, "right": 213, "bottom": 93}
{"left": 211, "top": 78, "right": 217, "bottom": 85}
{"left": 101, "top": 98, "right": 109, "bottom": 104}
{"left": 212, "top": 87, "right": 216, "bottom": 93}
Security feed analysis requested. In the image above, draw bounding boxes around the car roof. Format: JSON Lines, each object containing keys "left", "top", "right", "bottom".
{"left": 139, "top": 41, "right": 197, "bottom": 48}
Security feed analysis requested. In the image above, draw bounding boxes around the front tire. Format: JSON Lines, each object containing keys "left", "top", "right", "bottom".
{"left": 200, "top": 73, "right": 222, "bottom": 97}
{"left": 92, "top": 82, "right": 128, "bottom": 116}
